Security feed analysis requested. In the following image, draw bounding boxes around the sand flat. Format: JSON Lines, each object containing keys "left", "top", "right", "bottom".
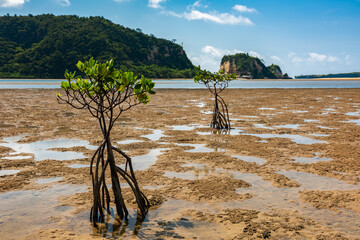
{"left": 0, "top": 88, "right": 360, "bottom": 239}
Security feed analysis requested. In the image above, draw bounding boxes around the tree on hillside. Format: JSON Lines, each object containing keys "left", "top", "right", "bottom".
{"left": 57, "top": 58, "right": 155, "bottom": 225}
{"left": 194, "top": 67, "right": 236, "bottom": 129}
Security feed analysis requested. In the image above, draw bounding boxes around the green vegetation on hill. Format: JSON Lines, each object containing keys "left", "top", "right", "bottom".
{"left": 295, "top": 72, "right": 360, "bottom": 79}
{"left": 220, "top": 53, "right": 290, "bottom": 79}
{"left": 0, "top": 14, "right": 195, "bottom": 79}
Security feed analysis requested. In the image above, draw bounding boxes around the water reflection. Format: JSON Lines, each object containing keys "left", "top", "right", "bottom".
{"left": 85, "top": 199, "right": 223, "bottom": 239}
{"left": 92, "top": 210, "right": 146, "bottom": 239}
{"left": 0, "top": 135, "right": 96, "bottom": 161}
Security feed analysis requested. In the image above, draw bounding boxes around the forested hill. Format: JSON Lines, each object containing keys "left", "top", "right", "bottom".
{"left": 220, "top": 53, "right": 290, "bottom": 79}
{"left": 295, "top": 72, "right": 360, "bottom": 79}
{"left": 0, "top": 14, "right": 195, "bottom": 79}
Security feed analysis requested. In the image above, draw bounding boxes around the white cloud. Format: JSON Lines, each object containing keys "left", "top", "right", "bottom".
{"left": 271, "top": 56, "right": 283, "bottom": 63}
{"left": 288, "top": 52, "right": 296, "bottom": 58}
{"left": 308, "top": 52, "right": 338, "bottom": 63}
{"left": 191, "top": 45, "right": 245, "bottom": 72}
{"left": 0, "top": 0, "right": 28, "bottom": 8}
{"left": 308, "top": 52, "right": 327, "bottom": 62}
{"left": 290, "top": 52, "right": 339, "bottom": 64}
{"left": 56, "top": 0, "right": 70, "bottom": 7}
{"left": 249, "top": 51, "right": 263, "bottom": 59}
{"left": 162, "top": 10, "right": 183, "bottom": 18}
{"left": 148, "top": 0, "right": 165, "bottom": 9}
{"left": 183, "top": 10, "right": 253, "bottom": 25}
{"left": 292, "top": 56, "right": 303, "bottom": 63}
{"left": 233, "top": 4, "right": 257, "bottom": 13}
{"left": 345, "top": 54, "right": 351, "bottom": 64}
{"left": 202, "top": 45, "right": 223, "bottom": 57}
{"left": 187, "top": 0, "right": 208, "bottom": 10}
{"left": 162, "top": 2, "right": 256, "bottom": 25}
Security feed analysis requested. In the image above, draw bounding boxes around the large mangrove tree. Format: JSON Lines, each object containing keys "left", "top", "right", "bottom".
{"left": 57, "top": 58, "right": 155, "bottom": 225}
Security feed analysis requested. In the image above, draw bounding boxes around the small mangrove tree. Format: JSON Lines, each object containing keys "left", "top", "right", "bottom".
{"left": 57, "top": 58, "right": 155, "bottom": 225}
{"left": 194, "top": 67, "right": 236, "bottom": 129}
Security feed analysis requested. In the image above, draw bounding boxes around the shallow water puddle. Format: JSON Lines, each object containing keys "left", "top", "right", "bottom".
{"left": 253, "top": 123, "right": 273, "bottom": 129}
{"left": 232, "top": 155, "right": 267, "bottom": 165}
{"left": 117, "top": 139, "right": 143, "bottom": 144}
{"left": 142, "top": 185, "right": 166, "bottom": 190}
{"left": 304, "top": 119, "right": 319, "bottom": 123}
{"left": 343, "top": 119, "right": 360, "bottom": 125}
{"left": 275, "top": 124, "right": 300, "bottom": 129}
{"left": 246, "top": 133, "right": 326, "bottom": 144}
{"left": 277, "top": 170, "right": 360, "bottom": 190}
{"left": 0, "top": 135, "right": 96, "bottom": 161}
{"left": 118, "top": 148, "right": 169, "bottom": 171}
{"left": 317, "top": 125, "right": 335, "bottom": 129}
{"left": 170, "top": 125, "right": 198, "bottom": 131}
{"left": 172, "top": 125, "right": 194, "bottom": 131}
{"left": 70, "top": 199, "right": 224, "bottom": 239}
{"left": 308, "top": 133, "right": 329, "bottom": 137}
{"left": 67, "top": 163, "right": 89, "bottom": 168}
{"left": 141, "top": 129, "right": 166, "bottom": 142}
{"left": 0, "top": 169, "right": 21, "bottom": 176}
{"left": 220, "top": 170, "right": 360, "bottom": 237}
{"left": 258, "top": 107, "right": 275, "bottom": 110}
{"left": 1, "top": 155, "right": 32, "bottom": 160}
{"left": 196, "top": 127, "right": 244, "bottom": 136}
{"left": 321, "top": 107, "right": 338, "bottom": 115}
{"left": 174, "top": 143, "right": 225, "bottom": 153}
{"left": 345, "top": 111, "right": 360, "bottom": 116}
{"left": 0, "top": 184, "right": 88, "bottom": 239}
{"left": 291, "top": 155, "right": 331, "bottom": 164}
{"left": 186, "top": 99, "right": 206, "bottom": 108}
{"left": 241, "top": 115, "right": 259, "bottom": 119}
{"left": 36, "top": 177, "right": 63, "bottom": 184}
{"left": 200, "top": 110, "right": 213, "bottom": 115}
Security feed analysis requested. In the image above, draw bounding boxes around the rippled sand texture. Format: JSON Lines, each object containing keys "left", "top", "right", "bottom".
{"left": 0, "top": 88, "right": 360, "bottom": 239}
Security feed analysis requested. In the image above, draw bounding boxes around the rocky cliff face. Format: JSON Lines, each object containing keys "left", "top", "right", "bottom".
{"left": 220, "top": 53, "right": 290, "bottom": 79}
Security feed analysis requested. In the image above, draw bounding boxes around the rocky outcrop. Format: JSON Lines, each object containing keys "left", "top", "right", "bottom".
{"left": 220, "top": 53, "right": 291, "bottom": 79}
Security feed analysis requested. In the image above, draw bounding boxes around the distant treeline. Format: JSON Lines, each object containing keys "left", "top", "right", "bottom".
{"left": 0, "top": 14, "right": 196, "bottom": 79}
{"left": 295, "top": 72, "right": 360, "bottom": 79}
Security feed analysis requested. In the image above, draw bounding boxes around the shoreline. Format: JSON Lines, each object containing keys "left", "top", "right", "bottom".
{"left": 1, "top": 77, "right": 360, "bottom": 82}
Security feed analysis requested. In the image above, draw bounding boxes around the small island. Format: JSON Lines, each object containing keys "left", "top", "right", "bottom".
{"left": 220, "top": 53, "right": 291, "bottom": 79}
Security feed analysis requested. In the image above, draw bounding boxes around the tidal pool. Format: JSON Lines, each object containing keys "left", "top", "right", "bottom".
{"left": 274, "top": 124, "right": 300, "bottom": 129}
{"left": 174, "top": 143, "right": 220, "bottom": 153}
{"left": 343, "top": 119, "right": 360, "bottom": 125}
{"left": 277, "top": 170, "right": 360, "bottom": 191}
{"left": 220, "top": 169, "right": 360, "bottom": 238}
{"left": 246, "top": 133, "right": 326, "bottom": 144}
{"left": 196, "top": 127, "right": 244, "bottom": 136}
{"left": 1, "top": 155, "right": 32, "bottom": 160}
{"left": 291, "top": 156, "right": 331, "bottom": 164}
{"left": 118, "top": 148, "right": 169, "bottom": 171}
{"left": 232, "top": 155, "right": 267, "bottom": 165}
{"left": 0, "top": 135, "right": 96, "bottom": 161}
{"left": 0, "top": 169, "right": 21, "bottom": 176}
{"left": 141, "top": 129, "right": 166, "bottom": 142}
{"left": 117, "top": 139, "right": 143, "bottom": 144}
{"left": 67, "top": 164, "right": 89, "bottom": 169}
{"left": 36, "top": 177, "right": 63, "bottom": 184}
{"left": 0, "top": 184, "right": 88, "bottom": 239}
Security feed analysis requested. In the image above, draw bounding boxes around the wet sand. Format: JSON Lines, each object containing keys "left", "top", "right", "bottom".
{"left": 0, "top": 88, "right": 360, "bottom": 239}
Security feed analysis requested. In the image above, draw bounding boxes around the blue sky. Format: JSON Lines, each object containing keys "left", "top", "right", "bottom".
{"left": 1, "top": 0, "right": 359, "bottom": 76}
